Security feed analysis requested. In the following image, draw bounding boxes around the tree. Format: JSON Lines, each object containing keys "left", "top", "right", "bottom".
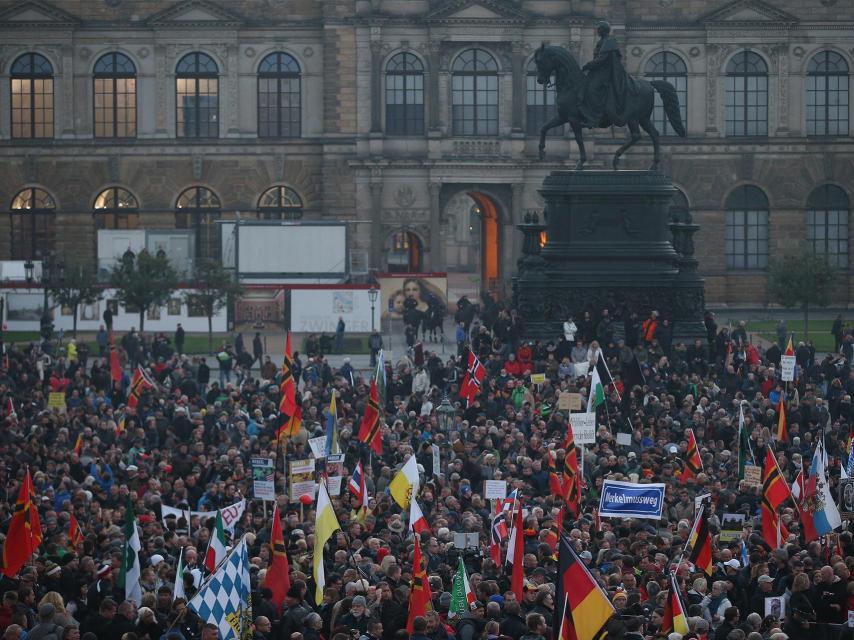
{"left": 186, "top": 259, "right": 243, "bottom": 353}
{"left": 767, "top": 249, "right": 835, "bottom": 340}
{"left": 109, "top": 250, "right": 179, "bottom": 331}
{"left": 48, "top": 262, "right": 102, "bottom": 338}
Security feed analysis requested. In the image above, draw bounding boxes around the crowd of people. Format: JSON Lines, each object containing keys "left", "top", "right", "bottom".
{"left": 0, "top": 299, "right": 852, "bottom": 640}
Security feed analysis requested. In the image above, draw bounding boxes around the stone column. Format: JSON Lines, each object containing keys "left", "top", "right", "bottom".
{"left": 370, "top": 32, "right": 384, "bottom": 133}
{"left": 511, "top": 42, "right": 526, "bottom": 133}
{"left": 227, "top": 43, "right": 239, "bottom": 135}
{"left": 428, "top": 181, "right": 442, "bottom": 269}
{"left": 427, "top": 39, "right": 442, "bottom": 131}
{"left": 369, "top": 174, "right": 384, "bottom": 270}
{"left": 61, "top": 45, "right": 74, "bottom": 136}
{"left": 154, "top": 45, "right": 169, "bottom": 135}
{"left": 510, "top": 182, "right": 525, "bottom": 270}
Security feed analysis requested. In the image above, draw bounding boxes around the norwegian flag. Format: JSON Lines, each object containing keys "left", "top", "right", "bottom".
{"left": 5, "top": 398, "right": 16, "bottom": 420}
{"left": 489, "top": 504, "right": 508, "bottom": 565}
{"left": 348, "top": 461, "right": 368, "bottom": 507}
{"left": 501, "top": 489, "right": 519, "bottom": 512}
{"left": 460, "top": 351, "right": 486, "bottom": 406}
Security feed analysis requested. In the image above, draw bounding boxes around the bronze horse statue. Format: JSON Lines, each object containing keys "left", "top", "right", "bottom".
{"left": 533, "top": 44, "right": 686, "bottom": 170}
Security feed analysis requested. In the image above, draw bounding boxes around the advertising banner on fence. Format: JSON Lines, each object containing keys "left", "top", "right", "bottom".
{"left": 598, "top": 479, "right": 665, "bottom": 520}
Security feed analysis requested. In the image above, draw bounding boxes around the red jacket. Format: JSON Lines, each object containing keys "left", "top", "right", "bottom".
{"left": 504, "top": 359, "right": 524, "bottom": 377}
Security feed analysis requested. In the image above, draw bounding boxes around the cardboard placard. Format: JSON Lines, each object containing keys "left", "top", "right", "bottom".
{"left": 431, "top": 444, "right": 441, "bottom": 478}
{"left": 484, "top": 480, "right": 507, "bottom": 500}
{"left": 48, "top": 392, "right": 66, "bottom": 411}
{"left": 839, "top": 477, "right": 854, "bottom": 519}
{"left": 616, "top": 432, "right": 632, "bottom": 446}
{"left": 694, "top": 493, "right": 712, "bottom": 513}
{"left": 719, "top": 513, "right": 745, "bottom": 543}
{"left": 308, "top": 436, "right": 327, "bottom": 459}
{"left": 570, "top": 412, "right": 597, "bottom": 444}
{"left": 530, "top": 373, "right": 546, "bottom": 385}
{"left": 289, "top": 458, "right": 315, "bottom": 503}
{"left": 251, "top": 457, "right": 275, "bottom": 502}
{"left": 765, "top": 596, "right": 786, "bottom": 620}
{"left": 290, "top": 480, "right": 316, "bottom": 502}
{"left": 327, "top": 477, "right": 342, "bottom": 496}
{"left": 780, "top": 355, "right": 795, "bottom": 382}
{"left": 744, "top": 465, "right": 762, "bottom": 487}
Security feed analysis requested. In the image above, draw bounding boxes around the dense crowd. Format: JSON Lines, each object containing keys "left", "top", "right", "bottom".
{"left": 0, "top": 297, "right": 853, "bottom": 640}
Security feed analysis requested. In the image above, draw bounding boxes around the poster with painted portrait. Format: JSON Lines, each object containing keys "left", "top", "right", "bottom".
{"left": 377, "top": 273, "right": 447, "bottom": 321}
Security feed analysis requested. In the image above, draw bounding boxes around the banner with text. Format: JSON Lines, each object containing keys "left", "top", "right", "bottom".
{"left": 598, "top": 479, "right": 665, "bottom": 520}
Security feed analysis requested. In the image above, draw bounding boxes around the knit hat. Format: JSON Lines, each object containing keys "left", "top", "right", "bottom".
{"left": 352, "top": 595, "right": 367, "bottom": 608}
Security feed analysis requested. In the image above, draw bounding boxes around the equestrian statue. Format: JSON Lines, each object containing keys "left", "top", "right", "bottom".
{"left": 534, "top": 21, "right": 686, "bottom": 170}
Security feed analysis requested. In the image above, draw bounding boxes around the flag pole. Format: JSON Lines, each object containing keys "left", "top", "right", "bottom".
{"left": 557, "top": 593, "right": 569, "bottom": 640}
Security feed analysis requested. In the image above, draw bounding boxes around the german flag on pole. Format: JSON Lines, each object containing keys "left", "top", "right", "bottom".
{"left": 680, "top": 428, "right": 703, "bottom": 484}
{"left": 556, "top": 534, "right": 614, "bottom": 640}
{"left": 762, "top": 448, "right": 790, "bottom": 548}
{"left": 109, "top": 330, "right": 122, "bottom": 383}
{"left": 776, "top": 397, "right": 787, "bottom": 442}
{"left": 2, "top": 469, "right": 42, "bottom": 576}
{"left": 660, "top": 573, "right": 689, "bottom": 635}
{"left": 562, "top": 422, "right": 580, "bottom": 517}
{"left": 275, "top": 405, "right": 302, "bottom": 444}
{"left": 279, "top": 333, "right": 297, "bottom": 418}
{"left": 358, "top": 380, "right": 383, "bottom": 455}
{"left": 687, "top": 502, "right": 713, "bottom": 576}
{"left": 69, "top": 513, "right": 84, "bottom": 547}
{"left": 127, "top": 366, "right": 155, "bottom": 410}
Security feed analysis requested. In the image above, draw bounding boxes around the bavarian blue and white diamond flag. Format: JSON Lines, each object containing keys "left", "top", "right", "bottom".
{"left": 189, "top": 536, "right": 252, "bottom": 640}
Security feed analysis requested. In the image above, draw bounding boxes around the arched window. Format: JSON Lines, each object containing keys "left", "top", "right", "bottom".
{"left": 11, "top": 52, "right": 53, "bottom": 139}
{"left": 175, "top": 187, "right": 221, "bottom": 260}
{"left": 526, "top": 58, "right": 561, "bottom": 137}
{"left": 387, "top": 231, "right": 422, "bottom": 272}
{"left": 807, "top": 185, "right": 850, "bottom": 268}
{"left": 806, "top": 51, "right": 849, "bottom": 136}
{"left": 94, "top": 52, "right": 136, "bottom": 138}
{"left": 257, "top": 186, "right": 303, "bottom": 220}
{"left": 725, "top": 185, "right": 769, "bottom": 269}
{"left": 258, "top": 52, "right": 301, "bottom": 138}
{"left": 725, "top": 51, "right": 768, "bottom": 136}
{"left": 176, "top": 52, "right": 219, "bottom": 138}
{"left": 645, "top": 52, "right": 687, "bottom": 136}
{"left": 452, "top": 49, "right": 498, "bottom": 136}
{"left": 386, "top": 52, "right": 424, "bottom": 136}
{"left": 9, "top": 187, "right": 55, "bottom": 260}
{"left": 93, "top": 187, "right": 139, "bottom": 230}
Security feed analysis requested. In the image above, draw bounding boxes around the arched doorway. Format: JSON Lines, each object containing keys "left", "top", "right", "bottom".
{"left": 442, "top": 189, "right": 503, "bottom": 292}
{"left": 386, "top": 230, "right": 423, "bottom": 272}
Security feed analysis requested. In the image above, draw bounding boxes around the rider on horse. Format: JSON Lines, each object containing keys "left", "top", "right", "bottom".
{"left": 578, "top": 21, "right": 636, "bottom": 129}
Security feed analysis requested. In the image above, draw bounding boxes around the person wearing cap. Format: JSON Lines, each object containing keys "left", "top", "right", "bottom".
{"left": 454, "top": 600, "right": 485, "bottom": 640}
{"left": 278, "top": 585, "right": 312, "bottom": 639}
{"left": 339, "top": 594, "right": 372, "bottom": 635}
{"left": 749, "top": 575, "right": 775, "bottom": 616}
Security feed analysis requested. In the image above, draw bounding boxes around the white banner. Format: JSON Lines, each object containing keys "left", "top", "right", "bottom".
{"left": 570, "top": 412, "right": 597, "bottom": 444}
{"left": 484, "top": 480, "right": 507, "bottom": 500}
{"left": 160, "top": 498, "right": 246, "bottom": 534}
{"left": 780, "top": 355, "right": 795, "bottom": 382}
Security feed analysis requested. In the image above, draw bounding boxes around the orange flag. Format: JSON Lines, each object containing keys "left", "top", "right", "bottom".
{"left": 358, "top": 380, "right": 383, "bottom": 455}
{"left": 2, "top": 469, "right": 43, "bottom": 576}
{"left": 562, "top": 422, "right": 580, "bottom": 517}
{"left": 109, "top": 331, "right": 122, "bottom": 383}
{"left": 69, "top": 514, "right": 84, "bottom": 547}
{"left": 406, "top": 536, "right": 432, "bottom": 633}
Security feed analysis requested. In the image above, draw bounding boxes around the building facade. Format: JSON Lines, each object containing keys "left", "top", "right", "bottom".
{"left": 0, "top": 0, "right": 852, "bottom": 306}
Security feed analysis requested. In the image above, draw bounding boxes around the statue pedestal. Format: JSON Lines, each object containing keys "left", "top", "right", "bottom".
{"left": 513, "top": 170, "right": 705, "bottom": 342}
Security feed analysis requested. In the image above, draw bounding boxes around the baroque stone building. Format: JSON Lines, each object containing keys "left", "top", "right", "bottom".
{"left": 0, "top": 0, "right": 852, "bottom": 306}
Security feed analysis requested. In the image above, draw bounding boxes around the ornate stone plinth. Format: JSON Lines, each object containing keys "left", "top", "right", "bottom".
{"left": 513, "top": 170, "right": 706, "bottom": 342}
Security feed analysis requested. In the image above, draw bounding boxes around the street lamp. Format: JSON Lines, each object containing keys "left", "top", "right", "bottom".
{"left": 437, "top": 395, "right": 456, "bottom": 433}
{"left": 23, "top": 259, "right": 34, "bottom": 283}
{"left": 368, "top": 286, "right": 378, "bottom": 333}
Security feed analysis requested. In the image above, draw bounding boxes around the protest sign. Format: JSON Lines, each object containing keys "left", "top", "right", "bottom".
{"left": 570, "top": 412, "right": 596, "bottom": 444}
{"left": 530, "top": 373, "right": 546, "bottom": 385}
{"left": 290, "top": 458, "right": 316, "bottom": 503}
{"left": 308, "top": 436, "right": 327, "bottom": 459}
{"left": 744, "top": 465, "right": 762, "bottom": 487}
{"left": 781, "top": 355, "right": 795, "bottom": 382}
{"left": 431, "top": 444, "right": 441, "bottom": 478}
{"left": 719, "top": 513, "right": 745, "bottom": 543}
{"left": 598, "top": 479, "right": 665, "bottom": 520}
{"left": 694, "top": 493, "right": 712, "bottom": 513}
{"left": 484, "top": 480, "right": 507, "bottom": 501}
{"left": 251, "top": 457, "right": 275, "bottom": 502}
{"left": 48, "top": 392, "right": 66, "bottom": 411}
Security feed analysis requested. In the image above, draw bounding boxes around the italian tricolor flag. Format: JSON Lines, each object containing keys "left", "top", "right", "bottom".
{"left": 587, "top": 366, "right": 605, "bottom": 412}
{"left": 204, "top": 510, "right": 227, "bottom": 572}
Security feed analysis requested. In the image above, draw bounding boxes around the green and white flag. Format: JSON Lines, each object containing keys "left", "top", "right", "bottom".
{"left": 449, "top": 557, "right": 476, "bottom": 618}
{"left": 119, "top": 497, "right": 142, "bottom": 605}
{"left": 204, "top": 510, "right": 227, "bottom": 572}
{"left": 587, "top": 365, "right": 605, "bottom": 412}
{"left": 738, "top": 403, "right": 755, "bottom": 479}
{"left": 173, "top": 547, "right": 186, "bottom": 602}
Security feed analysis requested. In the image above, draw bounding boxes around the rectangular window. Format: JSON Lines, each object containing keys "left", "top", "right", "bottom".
{"left": 726, "top": 76, "right": 768, "bottom": 136}
{"left": 11, "top": 78, "right": 54, "bottom": 139}
{"left": 808, "top": 208, "right": 849, "bottom": 268}
{"left": 177, "top": 78, "right": 218, "bottom": 138}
